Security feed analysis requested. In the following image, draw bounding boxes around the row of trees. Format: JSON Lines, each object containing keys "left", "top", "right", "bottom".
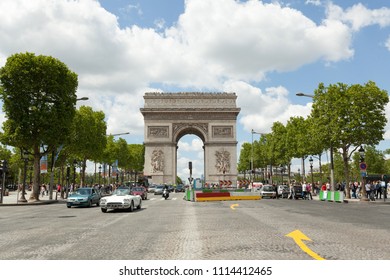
{"left": 0, "top": 52, "right": 144, "bottom": 201}
{"left": 238, "top": 81, "right": 389, "bottom": 198}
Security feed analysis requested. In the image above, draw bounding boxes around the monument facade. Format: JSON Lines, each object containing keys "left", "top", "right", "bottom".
{"left": 140, "top": 92, "right": 240, "bottom": 186}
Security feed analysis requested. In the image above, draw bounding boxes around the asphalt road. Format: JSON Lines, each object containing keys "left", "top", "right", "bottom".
{"left": 0, "top": 192, "right": 389, "bottom": 260}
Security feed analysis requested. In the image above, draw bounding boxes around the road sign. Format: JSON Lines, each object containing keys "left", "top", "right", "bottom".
{"left": 359, "top": 162, "right": 367, "bottom": 171}
{"left": 360, "top": 171, "right": 367, "bottom": 177}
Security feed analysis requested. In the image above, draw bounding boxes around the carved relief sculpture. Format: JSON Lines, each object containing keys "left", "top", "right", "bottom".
{"left": 215, "top": 149, "right": 230, "bottom": 173}
{"left": 151, "top": 149, "right": 164, "bottom": 173}
{"left": 212, "top": 126, "right": 233, "bottom": 138}
{"left": 149, "top": 126, "right": 169, "bottom": 138}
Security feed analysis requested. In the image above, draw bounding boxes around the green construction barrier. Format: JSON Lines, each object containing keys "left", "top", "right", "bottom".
{"left": 334, "top": 191, "right": 344, "bottom": 202}
{"left": 319, "top": 190, "right": 327, "bottom": 201}
{"left": 327, "top": 191, "right": 334, "bottom": 202}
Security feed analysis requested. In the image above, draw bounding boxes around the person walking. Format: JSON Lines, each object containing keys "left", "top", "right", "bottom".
{"left": 306, "top": 183, "right": 313, "bottom": 200}
{"left": 302, "top": 182, "right": 307, "bottom": 200}
{"left": 351, "top": 182, "right": 358, "bottom": 199}
{"left": 365, "top": 181, "right": 372, "bottom": 199}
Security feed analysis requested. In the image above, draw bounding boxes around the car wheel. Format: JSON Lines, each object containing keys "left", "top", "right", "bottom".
{"left": 88, "top": 200, "right": 92, "bottom": 207}
{"left": 128, "top": 201, "right": 134, "bottom": 212}
{"left": 96, "top": 200, "right": 100, "bottom": 207}
{"left": 101, "top": 208, "right": 107, "bottom": 213}
{"left": 67, "top": 205, "right": 71, "bottom": 208}
{"left": 137, "top": 200, "right": 142, "bottom": 210}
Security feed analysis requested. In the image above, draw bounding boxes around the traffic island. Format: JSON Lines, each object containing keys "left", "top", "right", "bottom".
{"left": 188, "top": 189, "right": 261, "bottom": 202}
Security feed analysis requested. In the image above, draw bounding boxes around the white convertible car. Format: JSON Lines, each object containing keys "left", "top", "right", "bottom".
{"left": 100, "top": 187, "right": 142, "bottom": 213}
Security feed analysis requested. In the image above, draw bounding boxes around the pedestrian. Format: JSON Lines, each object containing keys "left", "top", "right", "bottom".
{"left": 302, "top": 182, "right": 307, "bottom": 200}
{"left": 365, "top": 181, "right": 371, "bottom": 199}
{"left": 351, "top": 182, "right": 358, "bottom": 199}
{"left": 375, "top": 181, "right": 382, "bottom": 199}
{"left": 306, "top": 183, "right": 313, "bottom": 200}
{"left": 40, "top": 185, "right": 45, "bottom": 197}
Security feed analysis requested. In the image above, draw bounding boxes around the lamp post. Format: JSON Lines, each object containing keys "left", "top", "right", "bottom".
{"left": 298, "top": 168, "right": 300, "bottom": 182}
{"left": 280, "top": 164, "right": 285, "bottom": 185}
{"left": 76, "top": 97, "right": 89, "bottom": 101}
{"left": 98, "top": 165, "right": 102, "bottom": 186}
{"left": 251, "top": 129, "right": 264, "bottom": 187}
{"left": 73, "top": 159, "right": 77, "bottom": 190}
{"left": 359, "top": 146, "right": 369, "bottom": 201}
{"left": 0, "top": 160, "right": 8, "bottom": 204}
{"left": 309, "top": 156, "right": 314, "bottom": 194}
{"left": 296, "top": 92, "right": 335, "bottom": 192}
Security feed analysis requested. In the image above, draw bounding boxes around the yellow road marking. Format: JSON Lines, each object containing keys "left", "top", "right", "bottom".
{"left": 285, "top": 230, "right": 325, "bottom": 260}
{"left": 230, "top": 203, "right": 239, "bottom": 210}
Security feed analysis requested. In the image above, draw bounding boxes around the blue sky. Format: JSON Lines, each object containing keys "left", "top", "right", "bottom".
{"left": 1, "top": 0, "right": 390, "bottom": 183}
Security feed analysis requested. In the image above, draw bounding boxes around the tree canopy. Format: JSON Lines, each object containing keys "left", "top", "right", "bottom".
{"left": 0, "top": 52, "right": 78, "bottom": 200}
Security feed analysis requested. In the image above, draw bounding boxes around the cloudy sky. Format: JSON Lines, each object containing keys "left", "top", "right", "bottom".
{"left": 1, "top": 0, "right": 390, "bottom": 183}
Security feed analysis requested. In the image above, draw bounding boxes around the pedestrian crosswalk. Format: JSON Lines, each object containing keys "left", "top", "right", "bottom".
{"left": 149, "top": 197, "right": 178, "bottom": 201}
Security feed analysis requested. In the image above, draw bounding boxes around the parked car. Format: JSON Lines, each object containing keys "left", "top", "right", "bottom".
{"left": 260, "top": 184, "right": 276, "bottom": 199}
{"left": 100, "top": 187, "right": 142, "bottom": 213}
{"left": 67, "top": 187, "right": 101, "bottom": 208}
{"left": 148, "top": 185, "right": 156, "bottom": 193}
{"left": 290, "top": 185, "right": 303, "bottom": 199}
{"left": 154, "top": 185, "right": 164, "bottom": 195}
{"left": 131, "top": 186, "right": 148, "bottom": 200}
{"left": 175, "top": 185, "right": 185, "bottom": 192}
{"left": 277, "top": 185, "right": 290, "bottom": 198}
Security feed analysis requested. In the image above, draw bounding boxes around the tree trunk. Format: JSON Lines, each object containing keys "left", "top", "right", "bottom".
{"left": 29, "top": 145, "right": 41, "bottom": 201}
{"left": 343, "top": 148, "right": 351, "bottom": 199}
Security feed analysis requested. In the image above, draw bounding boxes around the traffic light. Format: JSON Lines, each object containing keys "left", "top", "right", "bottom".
{"left": 189, "top": 161, "right": 192, "bottom": 170}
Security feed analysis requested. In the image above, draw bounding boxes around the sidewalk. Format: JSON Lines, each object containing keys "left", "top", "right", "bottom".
{"left": 312, "top": 192, "right": 390, "bottom": 204}
{"left": 0, "top": 190, "right": 66, "bottom": 206}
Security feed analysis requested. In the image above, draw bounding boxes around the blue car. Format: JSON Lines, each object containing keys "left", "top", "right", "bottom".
{"left": 66, "top": 187, "right": 101, "bottom": 208}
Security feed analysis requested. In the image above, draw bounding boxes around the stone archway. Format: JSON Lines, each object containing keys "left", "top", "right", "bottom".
{"left": 140, "top": 92, "right": 240, "bottom": 186}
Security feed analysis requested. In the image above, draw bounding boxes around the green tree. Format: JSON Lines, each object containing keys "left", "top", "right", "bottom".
{"left": 68, "top": 106, "right": 107, "bottom": 186}
{"left": 238, "top": 142, "right": 251, "bottom": 176}
{"left": 286, "top": 116, "right": 311, "bottom": 181}
{"left": 0, "top": 52, "right": 78, "bottom": 201}
{"left": 311, "top": 81, "right": 389, "bottom": 198}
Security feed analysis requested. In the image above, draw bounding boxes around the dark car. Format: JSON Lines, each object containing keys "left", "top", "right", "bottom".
{"left": 131, "top": 186, "right": 148, "bottom": 200}
{"left": 175, "top": 185, "right": 185, "bottom": 192}
{"left": 290, "top": 185, "right": 303, "bottom": 199}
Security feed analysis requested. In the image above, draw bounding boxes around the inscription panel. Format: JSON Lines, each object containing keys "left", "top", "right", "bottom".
{"left": 148, "top": 126, "right": 169, "bottom": 138}
{"left": 212, "top": 126, "right": 233, "bottom": 138}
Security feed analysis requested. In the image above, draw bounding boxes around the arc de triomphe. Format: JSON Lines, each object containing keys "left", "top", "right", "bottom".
{"left": 140, "top": 92, "right": 240, "bottom": 186}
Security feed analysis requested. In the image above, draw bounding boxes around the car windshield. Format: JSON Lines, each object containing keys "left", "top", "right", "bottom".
{"left": 132, "top": 187, "right": 144, "bottom": 192}
{"left": 75, "top": 189, "right": 91, "bottom": 195}
{"left": 113, "top": 188, "right": 130, "bottom": 195}
{"left": 263, "top": 186, "right": 274, "bottom": 191}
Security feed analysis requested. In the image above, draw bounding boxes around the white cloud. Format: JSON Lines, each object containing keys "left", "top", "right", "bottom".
{"left": 326, "top": 3, "right": 390, "bottom": 31}
{"left": 305, "top": 0, "right": 322, "bottom": 6}
{"left": 386, "top": 36, "right": 390, "bottom": 51}
{"left": 223, "top": 80, "right": 311, "bottom": 133}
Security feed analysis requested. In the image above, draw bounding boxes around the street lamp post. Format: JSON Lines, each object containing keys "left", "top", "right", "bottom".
{"left": 359, "top": 146, "right": 369, "bottom": 201}
{"left": 296, "top": 92, "right": 335, "bottom": 192}
{"left": 251, "top": 129, "right": 264, "bottom": 187}
{"left": 280, "top": 165, "right": 284, "bottom": 185}
{"left": 98, "top": 165, "right": 102, "bottom": 186}
{"left": 0, "top": 160, "right": 8, "bottom": 204}
{"left": 309, "top": 156, "right": 314, "bottom": 194}
{"left": 76, "top": 97, "right": 89, "bottom": 101}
